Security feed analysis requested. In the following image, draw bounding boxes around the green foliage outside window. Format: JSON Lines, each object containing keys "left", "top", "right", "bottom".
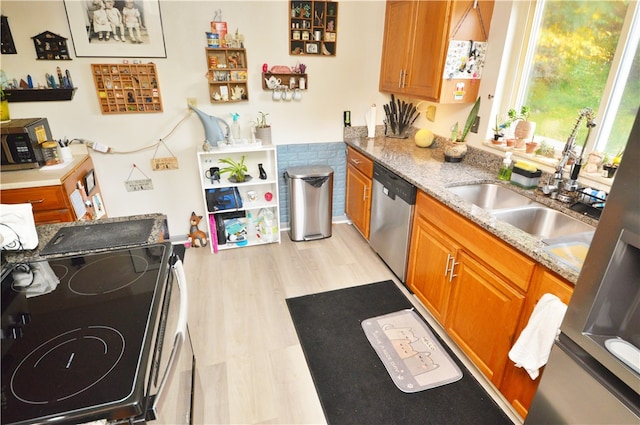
{"left": 522, "top": 0, "right": 638, "bottom": 156}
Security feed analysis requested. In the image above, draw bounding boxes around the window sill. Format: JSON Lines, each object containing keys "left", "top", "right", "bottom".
{"left": 475, "top": 140, "right": 615, "bottom": 192}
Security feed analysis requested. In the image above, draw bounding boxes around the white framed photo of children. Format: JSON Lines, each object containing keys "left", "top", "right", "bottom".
{"left": 64, "top": 0, "right": 166, "bottom": 58}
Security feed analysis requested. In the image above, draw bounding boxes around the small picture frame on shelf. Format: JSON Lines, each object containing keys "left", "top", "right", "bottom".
{"left": 305, "top": 43, "right": 318, "bottom": 54}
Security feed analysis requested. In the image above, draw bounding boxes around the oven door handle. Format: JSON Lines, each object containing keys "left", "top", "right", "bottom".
{"left": 150, "top": 258, "right": 189, "bottom": 418}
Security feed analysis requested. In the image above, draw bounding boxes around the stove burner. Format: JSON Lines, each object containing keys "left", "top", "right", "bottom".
{"left": 11, "top": 326, "right": 125, "bottom": 404}
{"left": 68, "top": 254, "right": 149, "bottom": 295}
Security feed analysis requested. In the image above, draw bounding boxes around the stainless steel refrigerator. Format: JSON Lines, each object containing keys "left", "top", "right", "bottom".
{"left": 526, "top": 113, "right": 640, "bottom": 423}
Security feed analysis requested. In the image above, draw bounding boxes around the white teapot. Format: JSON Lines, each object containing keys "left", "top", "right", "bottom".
{"left": 231, "top": 85, "right": 245, "bottom": 100}
{"left": 265, "top": 76, "right": 281, "bottom": 89}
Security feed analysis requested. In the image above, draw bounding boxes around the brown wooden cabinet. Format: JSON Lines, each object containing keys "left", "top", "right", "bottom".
{"left": 345, "top": 146, "right": 373, "bottom": 239}
{"left": 499, "top": 267, "right": 574, "bottom": 418}
{"left": 1, "top": 155, "right": 106, "bottom": 224}
{"left": 446, "top": 250, "right": 525, "bottom": 384}
{"left": 408, "top": 190, "right": 532, "bottom": 386}
{"left": 379, "top": 0, "right": 494, "bottom": 103}
{"left": 206, "top": 48, "right": 248, "bottom": 103}
{"left": 407, "top": 209, "right": 459, "bottom": 323}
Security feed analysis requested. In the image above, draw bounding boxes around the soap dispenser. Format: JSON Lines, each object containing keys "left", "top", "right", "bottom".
{"left": 498, "top": 152, "right": 513, "bottom": 181}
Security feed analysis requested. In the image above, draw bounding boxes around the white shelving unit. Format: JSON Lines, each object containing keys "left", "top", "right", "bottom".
{"left": 197, "top": 144, "right": 280, "bottom": 253}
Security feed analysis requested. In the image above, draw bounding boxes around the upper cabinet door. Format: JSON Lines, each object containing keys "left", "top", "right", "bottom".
{"left": 379, "top": 0, "right": 494, "bottom": 103}
{"left": 379, "top": 1, "right": 415, "bottom": 93}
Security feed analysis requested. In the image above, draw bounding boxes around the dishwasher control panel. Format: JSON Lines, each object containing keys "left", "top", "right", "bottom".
{"left": 373, "top": 163, "right": 416, "bottom": 205}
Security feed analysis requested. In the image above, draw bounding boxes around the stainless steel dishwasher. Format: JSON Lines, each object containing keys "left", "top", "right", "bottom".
{"left": 369, "top": 163, "right": 417, "bottom": 282}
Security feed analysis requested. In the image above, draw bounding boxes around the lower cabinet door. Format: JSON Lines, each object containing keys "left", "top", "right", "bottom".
{"left": 345, "top": 163, "right": 371, "bottom": 239}
{"left": 445, "top": 251, "right": 525, "bottom": 385}
{"left": 407, "top": 217, "right": 458, "bottom": 324}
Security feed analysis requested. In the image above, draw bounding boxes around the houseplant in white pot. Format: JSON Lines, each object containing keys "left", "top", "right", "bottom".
{"left": 253, "top": 111, "right": 271, "bottom": 145}
{"left": 445, "top": 96, "right": 481, "bottom": 162}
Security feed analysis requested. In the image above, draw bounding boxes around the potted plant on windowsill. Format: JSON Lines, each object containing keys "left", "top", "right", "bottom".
{"left": 491, "top": 115, "right": 506, "bottom": 143}
{"left": 253, "top": 111, "right": 271, "bottom": 145}
{"left": 445, "top": 96, "right": 481, "bottom": 162}
{"left": 219, "top": 155, "right": 250, "bottom": 183}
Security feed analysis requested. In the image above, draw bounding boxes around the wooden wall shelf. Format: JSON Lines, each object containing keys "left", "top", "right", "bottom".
{"left": 206, "top": 47, "right": 248, "bottom": 103}
{"left": 289, "top": 1, "right": 338, "bottom": 56}
{"left": 5, "top": 88, "right": 77, "bottom": 102}
{"left": 91, "top": 63, "right": 163, "bottom": 114}
{"left": 261, "top": 72, "right": 308, "bottom": 90}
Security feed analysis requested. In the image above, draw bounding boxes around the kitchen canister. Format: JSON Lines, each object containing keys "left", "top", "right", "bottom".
{"left": 206, "top": 32, "right": 219, "bottom": 48}
{"left": 41, "top": 141, "right": 62, "bottom": 165}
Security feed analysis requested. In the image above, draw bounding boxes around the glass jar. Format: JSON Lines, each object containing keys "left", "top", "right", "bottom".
{"left": 41, "top": 141, "right": 62, "bottom": 165}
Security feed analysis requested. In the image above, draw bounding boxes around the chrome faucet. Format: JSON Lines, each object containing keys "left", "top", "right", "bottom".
{"left": 542, "top": 107, "right": 597, "bottom": 202}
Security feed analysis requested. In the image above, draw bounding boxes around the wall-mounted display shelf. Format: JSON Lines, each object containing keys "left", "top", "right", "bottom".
{"left": 91, "top": 63, "right": 162, "bottom": 114}
{"left": 289, "top": 1, "right": 338, "bottom": 56}
{"left": 4, "top": 88, "right": 77, "bottom": 102}
{"left": 206, "top": 47, "right": 248, "bottom": 103}
{"left": 197, "top": 145, "right": 280, "bottom": 253}
{"left": 261, "top": 72, "right": 308, "bottom": 90}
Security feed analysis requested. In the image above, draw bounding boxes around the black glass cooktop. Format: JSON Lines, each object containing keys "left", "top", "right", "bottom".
{"left": 1, "top": 243, "right": 171, "bottom": 425}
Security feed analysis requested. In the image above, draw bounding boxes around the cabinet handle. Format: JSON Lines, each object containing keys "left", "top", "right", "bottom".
{"left": 402, "top": 70, "right": 407, "bottom": 88}
{"left": 350, "top": 158, "right": 361, "bottom": 165}
{"left": 445, "top": 253, "right": 453, "bottom": 276}
{"left": 27, "top": 199, "right": 45, "bottom": 204}
{"left": 363, "top": 185, "right": 369, "bottom": 201}
{"left": 398, "top": 70, "right": 403, "bottom": 88}
{"left": 448, "top": 257, "right": 459, "bottom": 282}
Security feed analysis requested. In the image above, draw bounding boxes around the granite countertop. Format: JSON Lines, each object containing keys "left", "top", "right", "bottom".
{"left": 1, "top": 213, "right": 167, "bottom": 269}
{"left": 344, "top": 128, "right": 599, "bottom": 284}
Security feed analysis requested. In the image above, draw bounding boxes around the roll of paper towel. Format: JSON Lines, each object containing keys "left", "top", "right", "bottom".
{"left": 367, "top": 105, "right": 376, "bottom": 138}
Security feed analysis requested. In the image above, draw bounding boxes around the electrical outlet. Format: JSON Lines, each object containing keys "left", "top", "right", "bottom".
{"left": 471, "top": 116, "right": 480, "bottom": 133}
{"left": 187, "top": 97, "right": 197, "bottom": 108}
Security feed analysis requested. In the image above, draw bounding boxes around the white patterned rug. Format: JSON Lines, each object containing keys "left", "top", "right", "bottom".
{"left": 362, "top": 309, "right": 462, "bottom": 393}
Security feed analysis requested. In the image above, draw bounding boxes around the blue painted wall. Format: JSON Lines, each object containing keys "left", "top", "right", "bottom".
{"left": 276, "top": 142, "right": 346, "bottom": 225}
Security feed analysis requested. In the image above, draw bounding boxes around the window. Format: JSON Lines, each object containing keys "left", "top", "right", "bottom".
{"left": 513, "top": 0, "right": 639, "bottom": 163}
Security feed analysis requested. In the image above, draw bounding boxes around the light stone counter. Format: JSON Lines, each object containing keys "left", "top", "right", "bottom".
{"left": 0, "top": 155, "right": 89, "bottom": 190}
{"left": 344, "top": 128, "right": 599, "bottom": 284}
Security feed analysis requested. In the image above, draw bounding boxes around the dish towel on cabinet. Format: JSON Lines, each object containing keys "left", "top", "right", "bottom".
{"left": 508, "top": 293, "right": 568, "bottom": 380}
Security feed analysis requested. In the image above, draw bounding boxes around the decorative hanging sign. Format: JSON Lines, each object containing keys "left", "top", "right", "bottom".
{"left": 124, "top": 163, "right": 153, "bottom": 192}
{"left": 151, "top": 140, "right": 179, "bottom": 171}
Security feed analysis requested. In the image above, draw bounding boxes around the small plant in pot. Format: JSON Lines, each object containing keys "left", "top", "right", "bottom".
{"left": 253, "top": 111, "right": 271, "bottom": 144}
{"left": 219, "top": 155, "right": 249, "bottom": 182}
{"left": 445, "top": 96, "right": 481, "bottom": 162}
{"left": 491, "top": 115, "right": 506, "bottom": 142}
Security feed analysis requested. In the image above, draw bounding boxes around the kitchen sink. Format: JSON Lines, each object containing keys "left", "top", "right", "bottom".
{"left": 491, "top": 206, "right": 595, "bottom": 239}
{"left": 447, "top": 183, "right": 538, "bottom": 211}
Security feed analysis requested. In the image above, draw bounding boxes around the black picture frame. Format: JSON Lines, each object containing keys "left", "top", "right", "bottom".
{"left": 84, "top": 169, "right": 96, "bottom": 194}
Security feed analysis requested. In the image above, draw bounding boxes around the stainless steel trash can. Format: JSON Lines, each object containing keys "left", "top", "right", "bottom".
{"left": 286, "top": 165, "right": 334, "bottom": 241}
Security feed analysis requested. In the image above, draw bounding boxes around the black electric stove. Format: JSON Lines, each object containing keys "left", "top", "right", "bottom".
{"left": 1, "top": 243, "right": 172, "bottom": 425}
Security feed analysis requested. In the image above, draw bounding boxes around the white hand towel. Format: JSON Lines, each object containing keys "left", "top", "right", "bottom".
{"left": 508, "top": 293, "right": 568, "bottom": 380}
{"left": 0, "top": 203, "right": 39, "bottom": 250}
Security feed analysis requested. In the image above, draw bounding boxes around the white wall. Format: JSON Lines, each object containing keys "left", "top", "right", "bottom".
{"left": 0, "top": 0, "right": 512, "bottom": 236}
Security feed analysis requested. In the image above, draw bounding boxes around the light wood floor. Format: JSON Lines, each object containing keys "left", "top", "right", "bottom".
{"left": 183, "top": 223, "right": 521, "bottom": 425}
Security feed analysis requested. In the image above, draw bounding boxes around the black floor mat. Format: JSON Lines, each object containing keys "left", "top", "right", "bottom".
{"left": 286, "top": 280, "right": 514, "bottom": 425}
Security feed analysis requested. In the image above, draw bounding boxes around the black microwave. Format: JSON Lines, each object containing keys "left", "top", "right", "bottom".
{"left": 1, "top": 118, "right": 52, "bottom": 171}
